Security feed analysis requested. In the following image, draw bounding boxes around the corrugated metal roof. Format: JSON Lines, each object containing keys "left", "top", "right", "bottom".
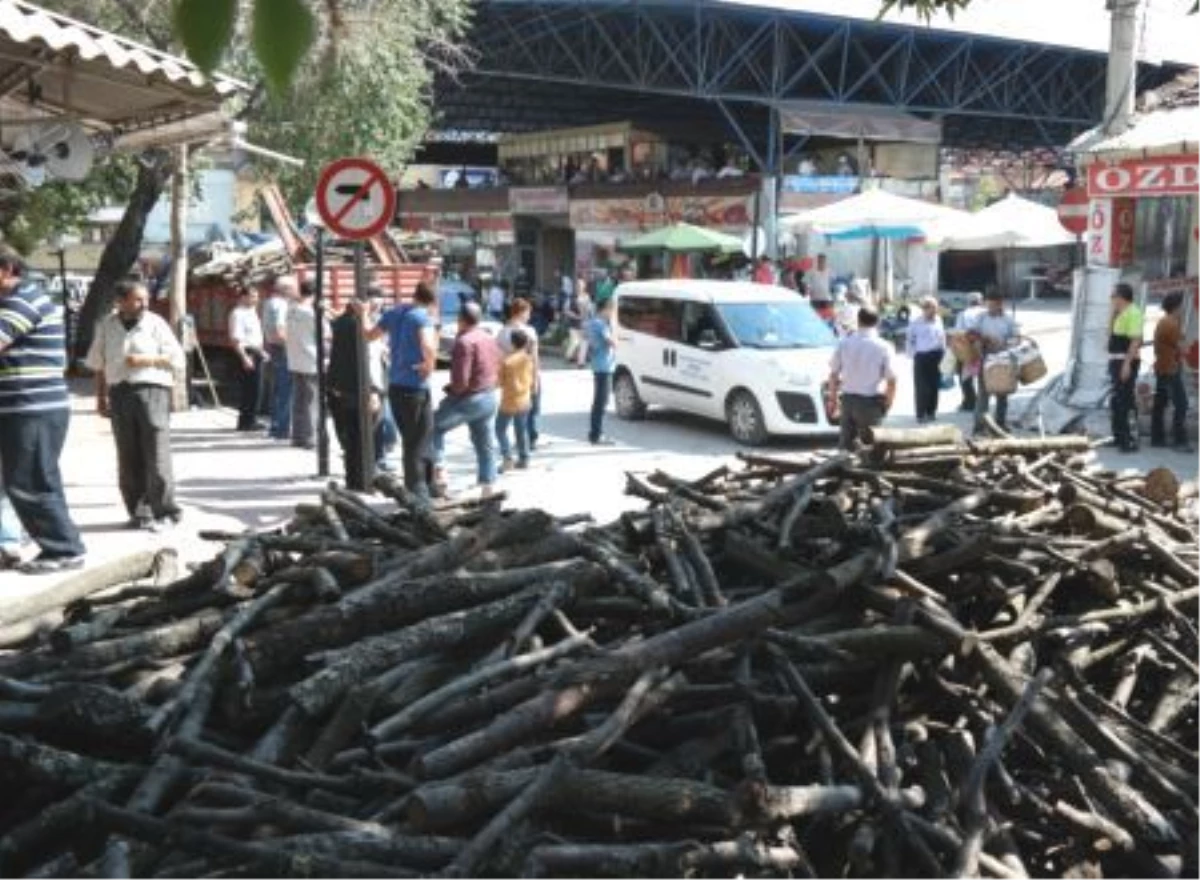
{"left": 1069, "top": 69, "right": 1199, "bottom": 159}
{"left": 0, "top": 0, "right": 245, "bottom": 144}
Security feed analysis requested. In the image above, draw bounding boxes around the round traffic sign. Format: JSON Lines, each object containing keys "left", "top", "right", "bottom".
{"left": 1057, "top": 187, "right": 1089, "bottom": 235}
{"left": 315, "top": 157, "right": 396, "bottom": 240}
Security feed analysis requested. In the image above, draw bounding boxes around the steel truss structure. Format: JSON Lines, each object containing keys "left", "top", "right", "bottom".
{"left": 434, "top": 0, "right": 1184, "bottom": 157}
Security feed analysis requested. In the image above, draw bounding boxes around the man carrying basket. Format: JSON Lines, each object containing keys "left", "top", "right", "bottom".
{"left": 967, "top": 291, "right": 1019, "bottom": 434}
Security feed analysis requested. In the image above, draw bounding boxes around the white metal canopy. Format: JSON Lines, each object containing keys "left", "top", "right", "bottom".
{"left": 779, "top": 187, "right": 966, "bottom": 237}
{"left": 0, "top": 0, "right": 245, "bottom": 150}
{"left": 929, "top": 193, "right": 1076, "bottom": 251}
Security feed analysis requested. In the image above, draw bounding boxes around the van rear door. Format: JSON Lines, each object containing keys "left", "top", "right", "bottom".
{"left": 615, "top": 294, "right": 683, "bottom": 407}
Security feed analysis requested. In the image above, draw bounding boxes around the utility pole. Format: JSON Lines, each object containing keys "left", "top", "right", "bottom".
{"left": 1103, "top": 0, "right": 1141, "bottom": 136}
{"left": 168, "top": 144, "right": 189, "bottom": 412}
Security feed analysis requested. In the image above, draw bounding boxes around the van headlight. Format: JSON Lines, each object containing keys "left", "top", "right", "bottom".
{"left": 783, "top": 372, "right": 814, "bottom": 388}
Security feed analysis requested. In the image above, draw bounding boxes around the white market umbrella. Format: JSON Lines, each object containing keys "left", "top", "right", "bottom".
{"left": 779, "top": 187, "right": 967, "bottom": 239}
{"left": 930, "top": 193, "right": 1076, "bottom": 251}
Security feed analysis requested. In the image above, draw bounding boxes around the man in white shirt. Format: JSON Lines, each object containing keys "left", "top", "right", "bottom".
{"left": 905, "top": 296, "right": 947, "bottom": 423}
{"left": 809, "top": 253, "right": 831, "bottom": 301}
{"left": 486, "top": 280, "right": 506, "bottom": 321}
{"left": 262, "top": 276, "right": 296, "bottom": 440}
{"left": 828, "top": 307, "right": 898, "bottom": 450}
{"left": 86, "top": 279, "right": 186, "bottom": 529}
{"left": 285, "top": 280, "right": 322, "bottom": 449}
{"left": 228, "top": 288, "right": 266, "bottom": 431}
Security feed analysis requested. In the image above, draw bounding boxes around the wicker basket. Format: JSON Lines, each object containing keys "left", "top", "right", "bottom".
{"left": 983, "top": 351, "right": 1019, "bottom": 395}
{"left": 1013, "top": 340, "right": 1047, "bottom": 385}
{"left": 947, "top": 330, "right": 975, "bottom": 364}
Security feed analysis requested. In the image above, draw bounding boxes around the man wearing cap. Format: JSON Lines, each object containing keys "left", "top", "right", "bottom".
{"left": 827, "top": 307, "right": 897, "bottom": 450}
{"left": 426, "top": 302, "right": 502, "bottom": 497}
{"left": 1108, "top": 283, "right": 1144, "bottom": 452}
{"left": 954, "top": 292, "right": 986, "bottom": 411}
{"left": 967, "top": 292, "right": 1018, "bottom": 433}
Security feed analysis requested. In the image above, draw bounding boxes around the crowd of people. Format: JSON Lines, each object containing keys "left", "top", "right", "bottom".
{"left": 219, "top": 271, "right": 623, "bottom": 505}
{"left": 1, "top": 242, "right": 1193, "bottom": 575}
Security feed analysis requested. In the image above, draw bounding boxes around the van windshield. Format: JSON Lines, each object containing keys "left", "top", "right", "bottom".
{"left": 716, "top": 301, "right": 837, "bottom": 349}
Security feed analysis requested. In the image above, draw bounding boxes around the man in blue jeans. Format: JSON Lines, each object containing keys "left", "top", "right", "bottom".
{"left": 0, "top": 483, "right": 23, "bottom": 568}
{"left": 427, "top": 302, "right": 502, "bottom": 497}
{"left": 0, "top": 251, "right": 85, "bottom": 574}
{"left": 586, "top": 297, "right": 617, "bottom": 446}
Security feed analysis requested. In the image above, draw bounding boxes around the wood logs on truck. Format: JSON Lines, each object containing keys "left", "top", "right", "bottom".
{"left": 0, "top": 445, "right": 1196, "bottom": 878}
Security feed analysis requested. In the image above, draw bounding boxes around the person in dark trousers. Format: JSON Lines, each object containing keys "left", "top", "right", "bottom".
{"left": 0, "top": 250, "right": 86, "bottom": 573}
{"left": 86, "top": 279, "right": 186, "bottom": 531}
{"left": 1108, "top": 283, "right": 1144, "bottom": 452}
{"left": 228, "top": 288, "right": 266, "bottom": 431}
{"left": 586, "top": 297, "right": 617, "bottom": 446}
{"left": 327, "top": 304, "right": 379, "bottom": 491}
{"left": 262, "top": 276, "right": 296, "bottom": 439}
{"left": 968, "top": 291, "right": 1018, "bottom": 434}
{"left": 954, "top": 292, "right": 985, "bottom": 411}
{"left": 827, "top": 307, "right": 898, "bottom": 451}
{"left": 285, "top": 280, "right": 321, "bottom": 450}
{"left": 905, "top": 296, "right": 947, "bottom": 423}
{"left": 363, "top": 283, "right": 438, "bottom": 499}
{"left": 1151, "top": 291, "right": 1192, "bottom": 452}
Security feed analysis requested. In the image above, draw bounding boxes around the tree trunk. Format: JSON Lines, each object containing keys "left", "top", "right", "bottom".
{"left": 74, "top": 151, "right": 174, "bottom": 362}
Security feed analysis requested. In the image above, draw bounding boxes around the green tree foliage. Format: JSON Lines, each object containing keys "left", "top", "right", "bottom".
{"left": 246, "top": 0, "right": 473, "bottom": 203}
{"left": 0, "top": 159, "right": 136, "bottom": 255}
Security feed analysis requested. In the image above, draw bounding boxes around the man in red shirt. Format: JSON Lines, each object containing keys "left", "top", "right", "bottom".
{"left": 427, "top": 302, "right": 502, "bottom": 497}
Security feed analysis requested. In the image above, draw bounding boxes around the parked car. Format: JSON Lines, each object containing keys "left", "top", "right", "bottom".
{"left": 436, "top": 278, "right": 501, "bottom": 363}
{"left": 611, "top": 280, "right": 840, "bottom": 445}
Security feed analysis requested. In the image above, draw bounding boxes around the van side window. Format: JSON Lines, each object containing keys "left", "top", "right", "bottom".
{"left": 617, "top": 296, "right": 682, "bottom": 342}
{"left": 681, "top": 302, "right": 729, "bottom": 349}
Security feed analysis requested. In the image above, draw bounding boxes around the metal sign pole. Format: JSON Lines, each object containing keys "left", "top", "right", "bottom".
{"left": 351, "top": 240, "right": 376, "bottom": 492}
{"left": 315, "top": 228, "right": 330, "bottom": 478}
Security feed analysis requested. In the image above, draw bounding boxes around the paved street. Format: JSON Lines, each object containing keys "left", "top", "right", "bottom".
{"left": 1, "top": 299, "right": 1195, "bottom": 599}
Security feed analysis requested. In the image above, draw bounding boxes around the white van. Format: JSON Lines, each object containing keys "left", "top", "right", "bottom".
{"left": 611, "top": 280, "right": 840, "bottom": 445}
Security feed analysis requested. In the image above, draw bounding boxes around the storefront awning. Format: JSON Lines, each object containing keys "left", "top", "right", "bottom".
{"left": 1068, "top": 105, "right": 1200, "bottom": 161}
{"left": 499, "top": 121, "right": 639, "bottom": 161}
{"left": 775, "top": 101, "right": 942, "bottom": 144}
{"left": 0, "top": 0, "right": 245, "bottom": 149}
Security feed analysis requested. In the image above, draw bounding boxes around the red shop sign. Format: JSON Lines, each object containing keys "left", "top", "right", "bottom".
{"left": 1087, "top": 155, "right": 1198, "bottom": 198}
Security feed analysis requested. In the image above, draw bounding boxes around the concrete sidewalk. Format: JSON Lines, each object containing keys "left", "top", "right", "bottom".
{"left": 1, "top": 383, "right": 332, "bottom": 601}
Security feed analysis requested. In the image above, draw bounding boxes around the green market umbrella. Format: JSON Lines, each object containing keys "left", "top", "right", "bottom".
{"left": 619, "top": 223, "right": 745, "bottom": 254}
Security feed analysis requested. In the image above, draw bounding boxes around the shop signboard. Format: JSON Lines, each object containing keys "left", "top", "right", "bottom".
{"left": 508, "top": 186, "right": 569, "bottom": 215}
{"left": 569, "top": 194, "right": 752, "bottom": 231}
{"left": 1086, "top": 155, "right": 1198, "bottom": 199}
{"left": 1087, "top": 198, "right": 1136, "bottom": 267}
{"left": 781, "top": 175, "right": 859, "bottom": 195}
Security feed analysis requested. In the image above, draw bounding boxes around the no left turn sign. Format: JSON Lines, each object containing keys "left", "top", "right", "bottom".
{"left": 315, "top": 157, "right": 397, "bottom": 240}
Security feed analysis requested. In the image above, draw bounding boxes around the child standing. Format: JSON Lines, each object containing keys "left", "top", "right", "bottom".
{"left": 496, "top": 329, "right": 535, "bottom": 471}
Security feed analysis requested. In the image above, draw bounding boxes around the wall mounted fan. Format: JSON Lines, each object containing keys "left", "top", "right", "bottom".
{"left": 8, "top": 121, "right": 95, "bottom": 183}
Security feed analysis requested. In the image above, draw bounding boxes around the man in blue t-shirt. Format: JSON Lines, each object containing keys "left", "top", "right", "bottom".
{"left": 586, "top": 297, "right": 618, "bottom": 446}
{"left": 0, "top": 250, "right": 85, "bottom": 573}
{"left": 366, "top": 282, "right": 438, "bottom": 499}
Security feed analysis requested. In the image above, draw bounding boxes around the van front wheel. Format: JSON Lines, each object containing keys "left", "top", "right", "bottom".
{"left": 613, "top": 371, "right": 647, "bottom": 420}
{"left": 727, "top": 390, "right": 768, "bottom": 446}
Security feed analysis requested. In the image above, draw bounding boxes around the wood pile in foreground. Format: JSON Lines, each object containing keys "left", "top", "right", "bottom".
{"left": 0, "top": 425, "right": 1196, "bottom": 878}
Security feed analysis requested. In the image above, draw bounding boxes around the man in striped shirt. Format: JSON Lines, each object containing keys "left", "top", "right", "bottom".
{"left": 0, "top": 251, "right": 85, "bottom": 573}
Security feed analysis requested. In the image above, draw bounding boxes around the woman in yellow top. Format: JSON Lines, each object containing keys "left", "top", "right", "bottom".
{"left": 495, "top": 329, "right": 535, "bottom": 471}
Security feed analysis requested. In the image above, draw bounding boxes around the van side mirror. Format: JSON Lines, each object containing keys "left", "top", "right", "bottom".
{"left": 697, "top": 329, "right": 721, "bottom": 349}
